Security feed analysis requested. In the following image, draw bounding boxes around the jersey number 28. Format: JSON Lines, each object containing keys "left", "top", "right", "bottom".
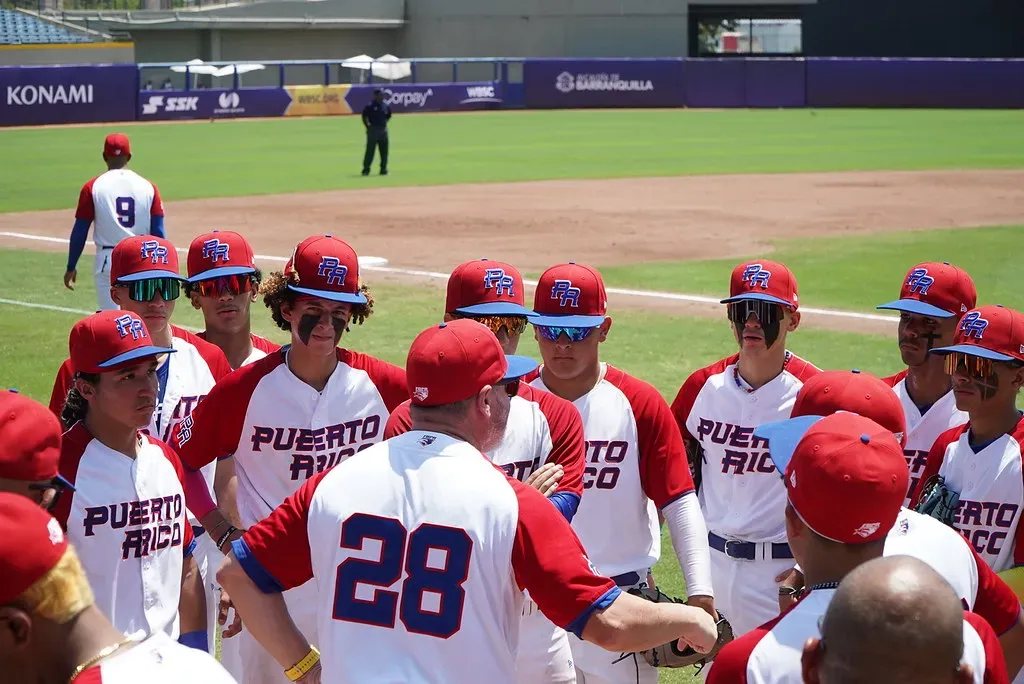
{"left": 115, "top": 196, "right": 136, "bottom": 229}
{"left": 332, "top": 513, "right": 473, "bottom": 639}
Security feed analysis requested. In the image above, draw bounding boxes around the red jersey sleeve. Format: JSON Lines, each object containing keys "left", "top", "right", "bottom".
{"left": 236, "top": 470, "right": 327, "bottom": 592}
{"left": 526, "top": 384, "right": 585, "bottom": 497}
{"left": 150, "top": 183, "right": 164, "bottom": 217}
{"left": 53, "top": 423, "right": 91, "bottom": 530}
{"left": 705, "top": 606, "right": 790, "bottom": 684}
{"left": 671, "top": 356, "right": 735, "bottom": 440}
{"left": 384, "top": 400, "right": 413, "bottom": 439}
{"left": 74, "top": 179, "right": 96, "bottom": 221}
{"left": 251, "top": 334, "right": 281, "bottom": 355}
{"left": 882, "top": 370, "right": 908, "bottom": 388}
{"left": 48, "top": 358, "right": 74, "bottom": 419}
{"left": 785, "top": 354, "right": 823, "bottom": 383}
{"left": 972, "top": 541, "right": 1023, "bottom": 635}
{"left": 509, "top": 477, "right": 617, "bottom": 635}
{"left": 172, "top": 354, "right": 283, "bottom": 469}
{"left": 609, "top": 367, "right": 695, "bottom": 507}
{"left": 964, "top": 611, "right": 1011, "bottom": 684}
{"left": 909, "top": 425, "right": 966, "bottom": 505}
{"left": 174, "top": 327, "right": 232, "bottom": 381}
{"left": 154, "top": 438, "right": 195, "bottom": 553}
{"left": 342, "top": 350, "right": 409, "bottom": 412}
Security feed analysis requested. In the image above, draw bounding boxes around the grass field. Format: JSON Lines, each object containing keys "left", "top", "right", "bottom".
{"left": 2, "top": 108, "right": 1023, "bottom": 683}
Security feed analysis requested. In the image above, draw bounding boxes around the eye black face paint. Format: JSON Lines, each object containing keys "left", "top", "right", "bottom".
{"left": 297, "top": 312, "right": 348, "bottom": 346}
{"left": 729, "top": 301, "right": 783, "bottom": 348}
{"left": 975, "top": 372, "right": 1000, "bottom": 401}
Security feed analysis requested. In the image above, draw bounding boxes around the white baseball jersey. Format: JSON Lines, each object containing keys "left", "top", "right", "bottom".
{"left": 53, "top": 425, "right": 195, "bottom": 639}
{"left": 73, "top": 630, "right": 237, "bottom": 684}
{"left": 886, "top": 507, "right": 1022, "bottom": 635}
{"left": 197, "top": 331, "right": 280, "bottom": 370}
{"left": 76, "top": 169, "right": 164, "bottom": 249}
{"left": 530, "top": 363, "right": 696, "bottom": 577}
{"left": 884, "top": 370, "right": 969, "bottom": 505}
{"left": 706, "top": 589, "right": 1006, "bottom": 684}
{"left": 915, "top": 418, "right": 1024, "bottom": 572}
{"left": 234, "top": 430, "right": 618, "bottom": 684}
{"left": 385, "top": 381, "right": 586, "bottom": 500}
{"left": 673, "top": 352, "right": 820, "bottom": 542}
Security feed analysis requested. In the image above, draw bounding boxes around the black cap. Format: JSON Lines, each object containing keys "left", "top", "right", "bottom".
{"left": 373, "top": 88, "right": 383, "bottom": 95}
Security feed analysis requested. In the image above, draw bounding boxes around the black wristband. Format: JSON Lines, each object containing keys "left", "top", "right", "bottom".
{"left": 778, "top": 586, "right": 801, "bottom": 597}
{"left": 217, "top": 526, "right": 239, "bottom": 553}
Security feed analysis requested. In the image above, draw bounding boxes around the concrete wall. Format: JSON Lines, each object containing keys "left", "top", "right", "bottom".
{"left": 0, "top": 42, "right": 134, "bottom": 66}
{"left": 399, "top": 0, "right": 690, "bottom": 58}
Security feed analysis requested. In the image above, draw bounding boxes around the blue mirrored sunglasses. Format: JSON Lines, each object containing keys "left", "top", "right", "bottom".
{"left": 535, "top": 325, "right": 596, "bottom": 343}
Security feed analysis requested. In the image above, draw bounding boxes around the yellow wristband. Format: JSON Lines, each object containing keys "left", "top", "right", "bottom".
{"left": 284, "top": 646, "right": 320, "bottom": 682}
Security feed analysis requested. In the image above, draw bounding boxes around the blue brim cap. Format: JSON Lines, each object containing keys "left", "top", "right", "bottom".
{"left": 287, "top": 284, "right": 368, "bottom": 305}
{"left": 116, "top": 270, "right": 187, "bottom": 283}
{"left": 98, "top": 345, "right": 177, "bottom": 369}
{"left": 501, "top": 355, "right": 538, "bottom": 383}
{"left": 753, "top": 415, "right": 826, "bottom": 475}
{"left": 720, "top": 293, "right": 792, "bottom": 307}
{"left": 530, "top": 313, "right": 606, "bottom": 327}
{"left": 455, "top": 302, "right": 538, "bottom": 317}
{"left": 188, "top": 265, "right": 257, "bottom": 283}
{"left": 876, "top": 299, "right": 955, "bottom": 318}
{"left": 929, "top": 344, "right": 1015, "bottom": 362}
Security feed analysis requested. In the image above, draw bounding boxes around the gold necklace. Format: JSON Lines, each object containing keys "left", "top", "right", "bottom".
{"left": 68, "top": 637, "right": 135, "bottom": 682}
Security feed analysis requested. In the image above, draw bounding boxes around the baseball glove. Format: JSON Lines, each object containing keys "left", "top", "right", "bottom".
{"left": 626, "top": 587, "right": 734, "bottom": 670}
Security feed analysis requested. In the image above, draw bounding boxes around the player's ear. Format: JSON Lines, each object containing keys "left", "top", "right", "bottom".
{"left": 0, "top": 605, "right": 33, "bottom": 650}
{"left": 800, "top": 637, "right": 823, "bottom": 684}
{"left": 598, "top": 317, "right": 612, "bottom": 341}
{"left": 787, "top": 310, "right": 801, "bottom": 332}
{"left": 74, "top": 376, "right": 98, "bottom": 401}
{"left": 110, "top": 286, "right": 124, "bottom": 307}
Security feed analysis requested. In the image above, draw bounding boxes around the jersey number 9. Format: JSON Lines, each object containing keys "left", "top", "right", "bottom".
{"left": 115, "top": 196, "right": 136, "bottom": 229}
{"left": 332, "top": 513, "right": 473, "bottom": 639}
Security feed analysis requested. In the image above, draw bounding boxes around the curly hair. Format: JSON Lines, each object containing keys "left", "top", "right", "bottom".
{"left": 60, "top": 372, "right": 99, "bottom": 430}
{"left": 261, "top": 270, "right": 374, "bottom": 332}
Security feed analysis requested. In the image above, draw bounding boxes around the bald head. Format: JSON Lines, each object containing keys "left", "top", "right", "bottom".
{"left": 802, "top": 555, "right": 972, "bottom": 684}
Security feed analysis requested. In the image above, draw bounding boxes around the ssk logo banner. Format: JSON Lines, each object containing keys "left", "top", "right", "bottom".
{"left": 141, "top": 95, "right": 199, "bottom": 115}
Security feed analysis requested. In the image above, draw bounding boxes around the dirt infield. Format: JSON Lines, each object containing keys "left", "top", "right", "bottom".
{"left": 2, "top": 168, "right": 1022, "bottom": 334}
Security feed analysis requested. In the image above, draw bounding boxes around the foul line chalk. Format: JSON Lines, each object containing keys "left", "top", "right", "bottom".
{"left": 0, "top": 297, "right": 201, "bottom": 331}
{"left": 0, "top": 231, "right": 896, "bottom": 325}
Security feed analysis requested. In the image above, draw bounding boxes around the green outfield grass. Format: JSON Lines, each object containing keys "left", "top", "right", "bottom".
{"left": 2, "top": 108, "right": 1024, "bottom": 212}
{"left": 596, "top": 224, "right": 1024, "bottom": 314}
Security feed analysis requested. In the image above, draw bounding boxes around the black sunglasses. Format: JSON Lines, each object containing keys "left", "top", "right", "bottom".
{"left": 27, "top": 477, "right": 67, "bottom": 512}
{"left": 497, "top": 380, "right": 520, "bottom": 398}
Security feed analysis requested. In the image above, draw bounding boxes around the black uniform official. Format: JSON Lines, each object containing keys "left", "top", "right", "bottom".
{"left": 361, "top": 89, "right": 392, "bottom": 176}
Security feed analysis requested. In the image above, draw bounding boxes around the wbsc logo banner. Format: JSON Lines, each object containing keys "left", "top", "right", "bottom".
{"left": 345, "top": 83, "right": 503, "bottom": 114}
{"left": 0, "top": 64, "right": 136, "bottom": 127}
{"left": 523, "top": 59, "right": 685, "bottom": 109}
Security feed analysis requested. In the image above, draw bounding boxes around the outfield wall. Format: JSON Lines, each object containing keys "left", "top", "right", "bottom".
{"left": 2, "top": 57, "right": 1022, "bottom": 127}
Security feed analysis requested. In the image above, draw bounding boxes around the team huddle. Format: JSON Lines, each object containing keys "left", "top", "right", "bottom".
{"left": 0, "top": 133, "right": 1022, "bottom": 684}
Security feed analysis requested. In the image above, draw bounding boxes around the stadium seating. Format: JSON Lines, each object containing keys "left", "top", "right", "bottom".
{"left": 0, "top": 8, "right": 92, "bottom": 44}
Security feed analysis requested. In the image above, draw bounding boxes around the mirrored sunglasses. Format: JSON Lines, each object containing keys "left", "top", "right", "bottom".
{"left": 944, "top": 352, "right": 998, "bottom": 379}
{"left": 122, "top": 278, "right": 181, "bottom": 302}
{"left": 460, "top": 314, "right": 528, "bottom": 337}
{"left": 535, "top": 325, "right": 596, "bottom": 343}
{"left": 193, "top": 274, "right": 255, "bottom": 298}
{"left": 727, "top": 300, "right": 782, "bottom": 326}
{"left": 498, "top": 380, "right": 520, "bottom": 398}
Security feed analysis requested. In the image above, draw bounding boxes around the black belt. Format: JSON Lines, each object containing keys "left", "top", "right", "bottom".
{"left": 709, "top": 532, "right": 792, "bottom": 561}
{"left": 610, "top": 571, "right": 643, "bottom": 587}
{"left": 98, "top": 245, "right": 114, "bottom": 250}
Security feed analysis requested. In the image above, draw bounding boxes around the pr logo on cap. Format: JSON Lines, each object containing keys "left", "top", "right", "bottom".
{"left": 484, "top": 268, "right": 515, "bottom": 297}
{"left": 140, "top": 239, "right": 169, "bottom": 264}
{"left": 905, "top": 268, "right": 934, "bottom": 295}
{"left": 445, "top": 259, "right": 533, "bottom": 317}
{"left": 317, "top": 257, "right": 348, "bottom": 286}
{"left": 959, "top": 311, "right": 989, "bottom": 339}
{"left": 202, "top": 239, "right": 230, "bottom": 263}
{"left": 721, "top": 259, "right": 799, "bottom": 309}
{"left": 115, "top": 314, "right": 146, "bottom": 340}
{"left": 877, "top": 262, "right": 977, "bottom": 319}
{"left": 551, "top": 280, "right": 582, "bottom": 307}
{"left": 742, "top": 264, "right": 772, "bottom": 289}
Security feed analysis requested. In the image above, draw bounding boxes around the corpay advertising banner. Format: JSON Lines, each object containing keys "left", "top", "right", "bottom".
{"left": 0, "top": 64, "right": 137, "bottom": 126}
{"left": 523, "top": 59, "right": 685, "bottom": 109}
{"left": 344, "top": 82, "right": 504, "bottom": 113}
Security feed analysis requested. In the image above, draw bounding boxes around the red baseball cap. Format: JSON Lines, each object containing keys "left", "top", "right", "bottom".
{"left": 721, "top": 260, "right": 799, "bottom": 309}
{"left": 110, "top": 235, "right": 184, "bottom": 284}
{"left": 0, "top": 390, "right": 68, "bottom": 484}
{"left": 103, "top": 133, "right": 131, "bottom": 158}
{"left": 531, "top": 262, "right": 608, "bottom": 327}
{"left": 187, "top": 230, "right": 257, "bottom": 282}
{"left": 756, "top": 412, "right": 908, "bottom": 544}
{"left": 877, "top": 262, "right": 977, "bottom": 319}
{"left": 69, "top": 310, "right": 176, "bottom": 375}
{"left": 446, "top": 259, "right": 535, "bottom": 317}
{"left": 0, "top": 492, "right": 70, "bottom": 606}
{"left": 406, "top": 319, "right": 538, "bottom": 407}
{"left": 284, "top": 235, "right": 367, "bottom": 304}
{"left": 931, "top": 305, "right": 1024, "bottom": 363}
{"left": 790, "top": 370, "right": 907, "bottom": 448}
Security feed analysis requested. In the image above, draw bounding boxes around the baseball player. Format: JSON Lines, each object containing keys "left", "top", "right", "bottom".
{"left": 385, "top": 258, "right": 586, "bottom": 684}
{"left": 802, "top": 557, "right": 1002, "bottom": 684}
{"left": 527, "top": 261, "right": 714, "bottom": 684}
{"left": 0, "top": 389, "right": 74, "bottom": 511}
{"left": 911, "top": 305, "right": 1024, "bottom": 575}
{"left": 216, "top": 319, "right": 719, "bottom": 684}
{"left": 779, "top": 369, "right": 1024, "bottom": 679}
{"left": 65, "top": 133, "right": 166, "bottom": 312}
{"left": 172, "top": 234, "right": 409, "bottom": 684}
{"left": 0, "top": 493, "right": 237, "bottom": 684}
{"left": 671, "top": 259, "right": 820, "bottom": 637}
{"left": 186, "top": 230, "right": 280, "bottom": 371}
{"left": 706, "top": 412, "right": 1007, "bottom": 684}
{"left": 49, "top": 309, "right": 206, "bottom": 648}
{"left": 876, "top": 262, "right": 976, "bottom": 503}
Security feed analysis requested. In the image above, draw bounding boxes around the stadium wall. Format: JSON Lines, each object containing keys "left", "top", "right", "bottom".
{"left": 0, "top": 42, "right": 134, "bottom": 67}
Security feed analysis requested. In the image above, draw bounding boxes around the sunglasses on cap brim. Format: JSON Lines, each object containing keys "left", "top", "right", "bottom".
{"left": 118, "top": 277, "right": 181, "bottom": 302}
{"left": 534, "top": 324, "right": 598, "bottom": 343}
{"left": 191, "top": 274, "right": 256, "bottom": 298}
{"left": 454, "top": 314, "right": 528, "bottom": 337}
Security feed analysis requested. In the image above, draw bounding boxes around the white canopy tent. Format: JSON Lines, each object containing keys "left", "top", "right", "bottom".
{"left": 168, "top": 59, "right": 267, "bottom": 87}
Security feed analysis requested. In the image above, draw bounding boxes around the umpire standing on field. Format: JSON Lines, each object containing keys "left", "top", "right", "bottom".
{"left": 361, "top": 88, "right": 391, "bottom": 176}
